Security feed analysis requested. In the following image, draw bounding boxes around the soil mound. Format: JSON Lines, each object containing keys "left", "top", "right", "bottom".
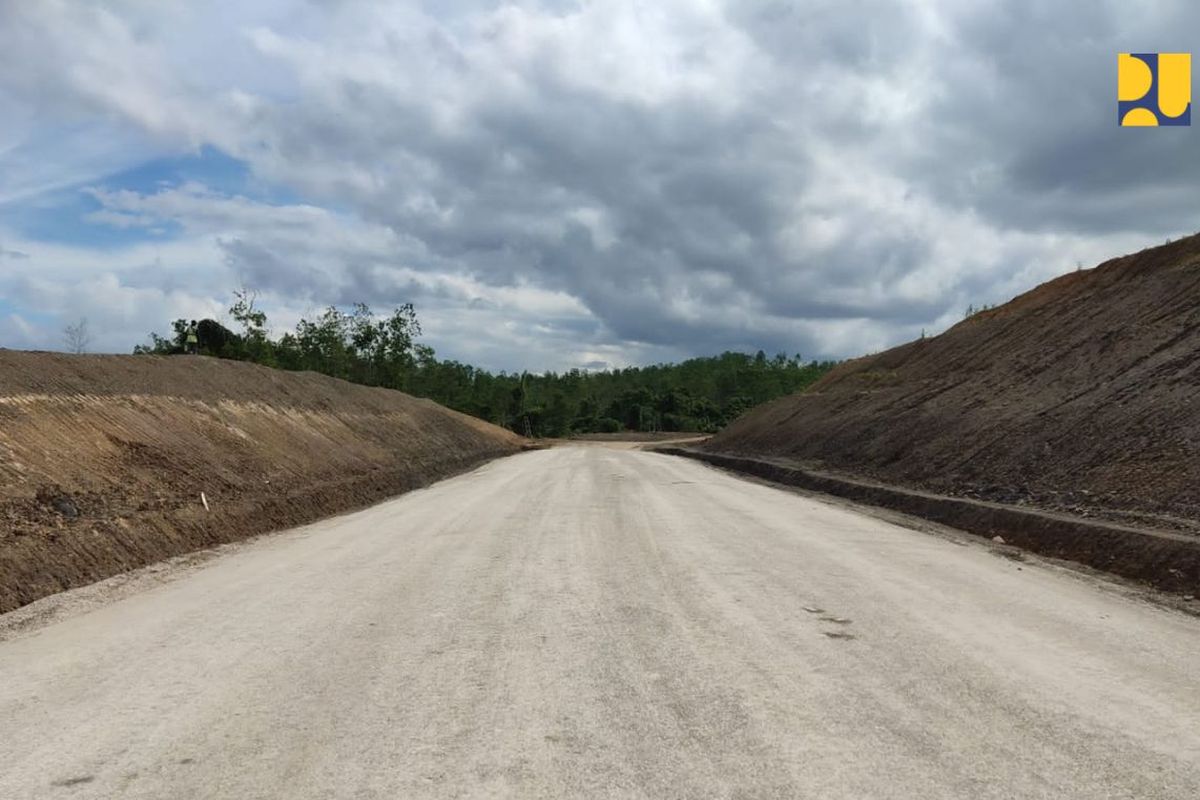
{"left": 706, "top": 234, "right": 1200, "bottom": 534}
{"left": 0, "top": 352, "right": 523, "bottom": 612}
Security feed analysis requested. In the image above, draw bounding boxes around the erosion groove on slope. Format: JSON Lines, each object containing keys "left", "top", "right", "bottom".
{"left": 0, "top": 351, "right": 523, "bottom": 612}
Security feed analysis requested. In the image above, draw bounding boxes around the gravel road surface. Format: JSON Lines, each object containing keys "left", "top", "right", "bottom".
{"left": 2, "top": 447, "right": 1198, "bottom": 798}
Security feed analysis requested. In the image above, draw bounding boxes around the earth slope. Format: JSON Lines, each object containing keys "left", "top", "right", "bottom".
{"left": 0, "top": 352, "right": 522, "bottom": 612}
{"left": 707, "top": 234, "right": 1200, "bottom": 533}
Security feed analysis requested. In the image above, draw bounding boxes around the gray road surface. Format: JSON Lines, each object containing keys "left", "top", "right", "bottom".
{"left": 2, "top": 447, "right": 1198, "bottom": 798}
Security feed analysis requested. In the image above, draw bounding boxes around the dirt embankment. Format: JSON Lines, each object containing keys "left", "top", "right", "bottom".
{"left": 0, "top": 351, "right": 523, "bottom": 612}
{"left": 707, "top": 234, "right": 1200, "bottom": 540}
{"left": 659, "top": 447, "right": 1200, "bottom": 595}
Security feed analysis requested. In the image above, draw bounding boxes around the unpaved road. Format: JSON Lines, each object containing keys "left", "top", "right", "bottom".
{"left": 2, "top": 447, "right": 1198, "bottom": 799}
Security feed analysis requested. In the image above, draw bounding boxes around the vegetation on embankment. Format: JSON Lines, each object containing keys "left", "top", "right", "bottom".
{"left": 135, "top": 292, "right": 836, "bottom": 437}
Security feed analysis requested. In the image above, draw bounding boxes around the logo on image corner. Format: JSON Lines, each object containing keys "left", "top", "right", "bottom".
{"left": 1119, "top": 53, "right": 1190, "bottom": 126}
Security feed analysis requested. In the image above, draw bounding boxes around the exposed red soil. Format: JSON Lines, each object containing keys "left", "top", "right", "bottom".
{"left": 0, "top": 352, "right": 523, "bottom": 612}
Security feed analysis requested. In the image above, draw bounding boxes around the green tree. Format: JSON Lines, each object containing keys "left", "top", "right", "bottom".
{"left": 137, "top": 293, "right": 837, "bottom": 438}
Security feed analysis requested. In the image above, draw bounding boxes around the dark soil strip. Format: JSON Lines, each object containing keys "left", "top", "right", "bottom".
{"left": 0, "top": 450, "right": 512, "bottom": 614}
{"left": 657, "top": 447, "right": 1200, "bottom": 595}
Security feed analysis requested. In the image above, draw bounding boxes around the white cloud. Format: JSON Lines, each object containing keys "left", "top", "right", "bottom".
{"left": 0, "top": 0, "right": 1195, "bottom": 369}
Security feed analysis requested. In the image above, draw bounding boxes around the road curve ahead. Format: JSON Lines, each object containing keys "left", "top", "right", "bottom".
{"left": 2, "top": 447, "right": 1198, "bottom": 799}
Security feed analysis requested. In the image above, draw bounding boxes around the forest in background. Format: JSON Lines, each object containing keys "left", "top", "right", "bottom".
{"left": 135, "top": 293, "right": 835, "bottom": 437}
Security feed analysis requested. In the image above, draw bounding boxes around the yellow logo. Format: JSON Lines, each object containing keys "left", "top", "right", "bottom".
{"left": 1119, "top": 53, "right": 1190, "bottom": 126}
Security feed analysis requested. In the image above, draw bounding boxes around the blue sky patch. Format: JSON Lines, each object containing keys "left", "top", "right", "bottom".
{"left": 0, "top": 146, "right": 300, "bottom": 249}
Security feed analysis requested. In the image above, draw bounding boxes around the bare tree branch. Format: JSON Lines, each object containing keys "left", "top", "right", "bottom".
{"left": 63, "top": 317, "right": 92, "bottom": 355}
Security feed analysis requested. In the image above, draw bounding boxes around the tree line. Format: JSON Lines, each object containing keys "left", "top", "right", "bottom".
{"left": 135, "top": 292, "right": 836, "bottom": 437}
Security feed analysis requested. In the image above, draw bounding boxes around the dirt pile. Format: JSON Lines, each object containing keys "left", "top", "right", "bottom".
{"left": 707, "top": 234, "right": 1200, "bottom": 535}
{"left": 0, "top": 352, "right": 523, "bottom": 612}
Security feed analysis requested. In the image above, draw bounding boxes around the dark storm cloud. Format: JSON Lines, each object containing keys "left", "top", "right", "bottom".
{"left": 1, "top": 1, "right": 1193, "bottom": 367}
{"left": 219, "top": 238, "right": 332, "bottom": 297}
{"left": 237, "top": 1, "right": 1173, "bottom": 363}
{"left": 889, "top": 1, "right": 1200, "bottom": 237}
{"left": 237, "top": 43, "right": 822, "bottom": 352}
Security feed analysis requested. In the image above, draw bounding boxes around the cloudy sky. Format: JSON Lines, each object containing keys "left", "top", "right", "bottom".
{"left": 1, "top": 1, "right": 1196, "bottom": 371}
